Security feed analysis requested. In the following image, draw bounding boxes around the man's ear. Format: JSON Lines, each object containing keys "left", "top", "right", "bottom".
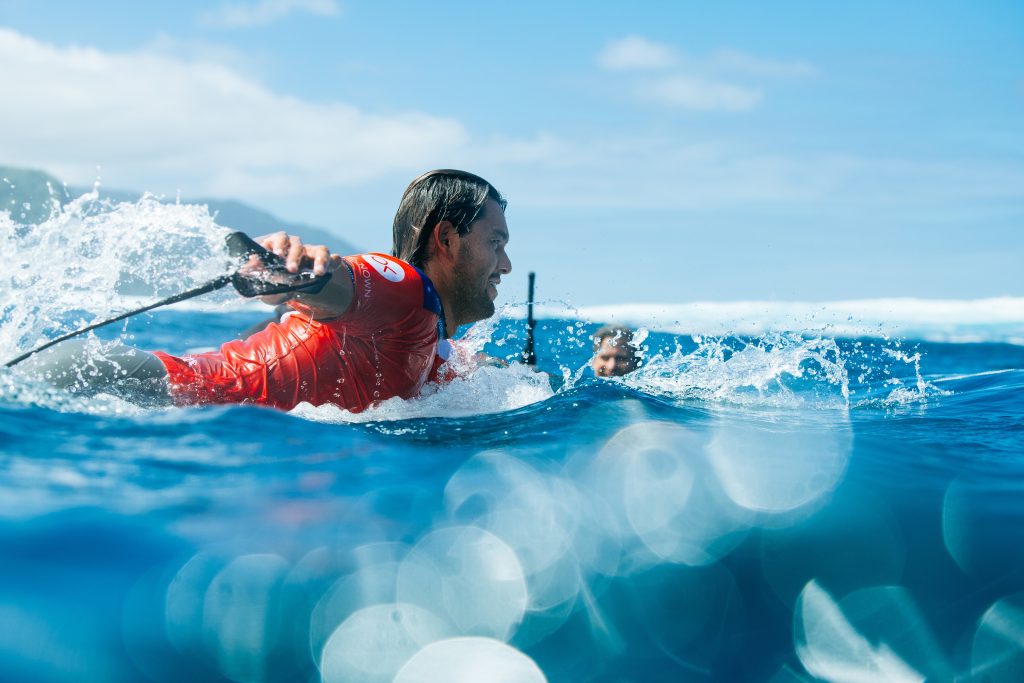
{"left": 432, "top": 221, "right": 457, "bottom": 260}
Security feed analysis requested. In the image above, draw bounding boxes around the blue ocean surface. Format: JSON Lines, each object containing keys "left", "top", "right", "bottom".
{"left": 2, "top": 199, "right": 1024, "bottom": 682}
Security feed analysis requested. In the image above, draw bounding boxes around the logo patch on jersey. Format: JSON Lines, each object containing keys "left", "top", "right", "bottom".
{"left": 367, "top": 254, "right": 405, "bottom": 283}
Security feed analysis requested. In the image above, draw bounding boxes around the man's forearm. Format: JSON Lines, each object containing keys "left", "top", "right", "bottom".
{"left": 287, "top": 264, "right": 354, "bottom": 320}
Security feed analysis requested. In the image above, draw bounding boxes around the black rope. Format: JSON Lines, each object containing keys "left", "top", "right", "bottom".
{"left": 4, "top": 231, "right": 331, "bottom": 368}
{"left": 4, "top": 276, "right": 232, "bottom": 368}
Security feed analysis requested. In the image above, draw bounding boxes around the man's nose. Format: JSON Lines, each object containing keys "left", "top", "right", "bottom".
{"left": 498, "top": 249, "right": 512, "bottom": 274}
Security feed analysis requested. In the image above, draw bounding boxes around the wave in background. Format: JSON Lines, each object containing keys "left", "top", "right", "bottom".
{"left": 549, "top": 298, "right": 1024, "bottom": 345}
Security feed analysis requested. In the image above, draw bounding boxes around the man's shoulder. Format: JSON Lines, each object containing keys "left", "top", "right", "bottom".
{"left": 346, "top": 253, "right": 418, "bottom": 283}
{"left": 340, "top": 253, "right": 443, "bottom": 325}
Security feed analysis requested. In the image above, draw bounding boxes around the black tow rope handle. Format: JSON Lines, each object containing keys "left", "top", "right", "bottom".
{"left": 224, "top": 232, "right": 332, "bottom": 298}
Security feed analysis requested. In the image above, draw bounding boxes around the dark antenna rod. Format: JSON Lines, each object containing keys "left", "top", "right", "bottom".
{"left": 521, "top": 272, "right": 537, "bottom": 365}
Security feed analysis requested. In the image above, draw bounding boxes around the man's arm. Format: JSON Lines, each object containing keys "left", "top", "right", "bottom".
{"left": 255, "top": 232, "right": 354, "bottom": 320}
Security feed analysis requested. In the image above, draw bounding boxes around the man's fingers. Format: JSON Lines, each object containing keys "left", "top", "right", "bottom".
{"left": 258, "top": 231, "right": 289, "bottom": 258}
{"left": 310, "top": 246, "right": 332, "bottom": 275}
{"left": 285, "top": 237, "right": 305, "bottom": 273}
{"left": 240, "top": 254, "right": 262, "bottom": 274}
{"left": 251, "top": 233, "right": 340, "bottom": 276}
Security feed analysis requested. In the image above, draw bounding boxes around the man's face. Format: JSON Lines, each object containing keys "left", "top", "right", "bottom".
{"left": 449, "top": 198, "right": 511, "bottom": 326}
{"left": 592, "top": 336, "right": 638, "bottom": 377}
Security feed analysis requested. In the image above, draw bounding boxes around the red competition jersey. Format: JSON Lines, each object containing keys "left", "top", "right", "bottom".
{"left": 154, "top": 253, "right": 450, "bottom": 412}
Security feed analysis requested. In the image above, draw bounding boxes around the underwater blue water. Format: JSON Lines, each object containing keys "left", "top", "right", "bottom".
{"left": 2, "top": 305, "right": 1023, "bottom": 683}
{"left": 1, "top": 193, "right": 1023, "bottom": 682}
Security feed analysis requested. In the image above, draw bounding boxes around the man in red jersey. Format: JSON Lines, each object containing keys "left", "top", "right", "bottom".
{"left": 29, "top": 170, "right": 512, "bottom": 413}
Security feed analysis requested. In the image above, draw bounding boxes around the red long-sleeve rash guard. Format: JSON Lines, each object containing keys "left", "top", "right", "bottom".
{"left": 154, "top": 253, "right": 449, "bottom": 412}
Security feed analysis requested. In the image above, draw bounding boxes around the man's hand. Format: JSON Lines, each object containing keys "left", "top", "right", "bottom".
{"left": 256, "top": 231, "right": 342, "bottom": 276}
{"left": 251, "top": 232, "right": 353, "bottom": 317}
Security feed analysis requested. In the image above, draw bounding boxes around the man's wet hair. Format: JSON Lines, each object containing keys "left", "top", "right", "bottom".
{"left": 392, "top": 169, "right": 507, "bottom": 268}
{"left": 592, "top": 325, "right": 635, "bottom": 351}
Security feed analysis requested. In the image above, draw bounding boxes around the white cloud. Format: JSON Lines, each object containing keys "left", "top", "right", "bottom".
{"left": 597, "top": 36, "right": 678, "bottom": 72}
{"left": 598, "top": 37, "right": 817, "bottom": 112}
{"left": 2, "top": 27, "right": 1015, "bottom": 227}
{"left": 498, "top": 132, "right": 1024, "bottom": 212}
{"left": 0, "top": 28, "right": 466, "bottom": 198}
{"left": 641, "top": 75, "right": 761, "bottom": 111}
{"left": 707, "top": 48, "right": 818, "bottom": 79}
{"left": 200, "top": 0, "right": 341, "bottom": 29}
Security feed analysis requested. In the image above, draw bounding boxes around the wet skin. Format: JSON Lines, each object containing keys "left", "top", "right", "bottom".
{"left": 444, "top": 198, "right": 512, "bottom": 330}
{"left": 592, "top": 337, "right": 638, "bottom": 377}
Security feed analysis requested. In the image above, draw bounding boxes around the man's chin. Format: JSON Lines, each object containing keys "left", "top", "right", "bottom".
{"left": 472, "top": 298, "right": 496, "bottom": 322}
{"left": 452, "top": 291, "right": 497, "bottom": 325}
{"left": 481, "top": 299, "right": 496, "bottom": 319}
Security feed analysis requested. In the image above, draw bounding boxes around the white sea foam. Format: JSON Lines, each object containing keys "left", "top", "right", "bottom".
{"left": 291, "top": 362, "right": 555, "bottom": 424}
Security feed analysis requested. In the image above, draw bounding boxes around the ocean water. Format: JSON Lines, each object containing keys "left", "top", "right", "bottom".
{"left": 2, "top": 196, "right": 1024, "bottom": 682}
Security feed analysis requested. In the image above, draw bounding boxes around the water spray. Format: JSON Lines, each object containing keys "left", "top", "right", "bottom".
{"left": 3, "top": 232, "right": 330, "bottom": 368}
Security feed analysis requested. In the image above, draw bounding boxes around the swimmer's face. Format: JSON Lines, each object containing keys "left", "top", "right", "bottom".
{"left": 592, "top": 337, "right": 638, "bottom": 377}
{"left": 449, "top": 198, "right": 511, "bottom": 326}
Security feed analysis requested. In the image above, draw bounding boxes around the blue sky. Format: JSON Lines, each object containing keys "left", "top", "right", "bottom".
{"left": 1, "top": 0, "right": 1021, "bottom": 306}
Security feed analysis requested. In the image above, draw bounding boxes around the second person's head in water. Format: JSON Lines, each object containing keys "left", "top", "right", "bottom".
{"left": 591, "top": 325, "right": 641, "bottom": 377}
{"left": 392, "top": 169, "right": 511, "bottom": 331}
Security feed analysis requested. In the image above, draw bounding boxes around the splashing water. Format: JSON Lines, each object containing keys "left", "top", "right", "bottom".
{"left": 0, "top": 191, "right": 234, "bottom": 365}
{"left": 871, "top": 344, "right": 951, "bottom": 407}
{"left": 0, "top": 194, "right": 951, "bottom": 418}
{"left": 622, "top": 332, "right": 850, "bottom": 408}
